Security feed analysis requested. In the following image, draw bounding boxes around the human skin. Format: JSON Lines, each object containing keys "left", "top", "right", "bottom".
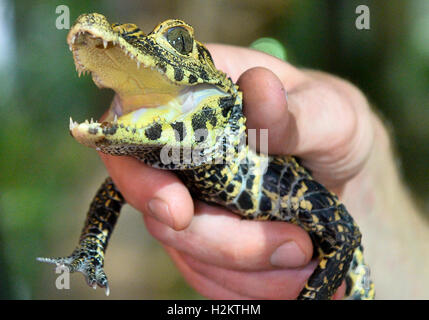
{"left": 100, "top": 44, "right": 429, "bottom": 299}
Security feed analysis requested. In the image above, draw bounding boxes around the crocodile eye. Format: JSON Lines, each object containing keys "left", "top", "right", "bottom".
{"left": 166, "top": 27, "right": 193, "bottom": 55}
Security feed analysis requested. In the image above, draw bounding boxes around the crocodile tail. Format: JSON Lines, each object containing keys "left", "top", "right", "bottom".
{"left": 344, "top": 245, "right": 375, "bottom": 299}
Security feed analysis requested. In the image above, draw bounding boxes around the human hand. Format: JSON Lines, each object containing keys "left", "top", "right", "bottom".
{"left": 100, "top": 43, "right": 381, "bottom": 299}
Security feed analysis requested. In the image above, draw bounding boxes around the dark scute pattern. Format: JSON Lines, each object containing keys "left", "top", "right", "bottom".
{"left": 219, "top": 191, "right": 228, "bottom": 202}
{"left": 239, "top": 163, "right": 248, "bottom": 175}
{"left": 188, "top": 74, "right": 197, "bottom": 83}
{"left": 263, "top": 163, "right": 282, "bottom": 194}
{"left": 197, "top": 44, "right": 214, "bottom": 64}
{"left": 88, "top": 127, "right": 99, "bottom": 135}
{"left": 307, "top": 193, "right": 336, "bottom": 211}
{"left": 301, "top": 179, "right": 324, "bottom": 193}
{"left": 171, "top": 121, "right": 186, "bottom": 141}
{"left": 102, "top": 124, "right": 118, "bottom": 135}
{"left": 207, "top": 174, "right": 219, "bottom": 183}
{"left": 174, "top": 67, "right": 184, "bottom": 81}
{"left": 191, "top": 107, "right": 216, "bottom": 133}
{"left": 245, "top": 176, "right": 254, "bottom": 190}
{"left": 145, "top": 123, "right": 162, "bottom": 140}
{"left": 259, "top": 195, "right": 272, "bottom": 212}
{"left": 191, "top": 112, "right": 207, "bottom": 132}
{"left": 237, "top": 191, "right": 253, "bottom": 210}
{"left": 219, "top": 96, "right": 235, "bottom": 117}
{"left": 226, "top": 184, "right": 235, "bottom": 193}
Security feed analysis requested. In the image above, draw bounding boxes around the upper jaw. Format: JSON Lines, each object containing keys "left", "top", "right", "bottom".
{"left": 67, "top": 18, "right": 185, "bottom": 125}
{"left": 68, "top": 28, "right": 145, "bottom": 77}
{"left": 67, "top": 13, "right": 182, "bottom": 95}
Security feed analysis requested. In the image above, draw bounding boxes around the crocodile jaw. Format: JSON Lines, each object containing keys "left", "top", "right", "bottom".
{"left": 66, "top": 14, "right": 228, "bottom": 149}
{"left": 68, "top": 26, "right": 183, "bottom": 113}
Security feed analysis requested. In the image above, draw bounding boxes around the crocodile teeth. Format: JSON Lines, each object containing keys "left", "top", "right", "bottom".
{"left": 136, "top": 61, "right": 140, "bottom": 69}
{"left": 71, "top": 35, "right": 76, "bottom": 44}
{"left": 103, "top": 40, "right": 108, "bottom": 48}
{"left": 69, "top": 117, "right": 78, "bottom": 130}
{"left": 113, "top": 114, "right": 118, "bottom": 124}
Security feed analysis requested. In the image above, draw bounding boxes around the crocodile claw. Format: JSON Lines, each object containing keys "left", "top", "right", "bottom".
{"left": 37, "top": 252, "right": 110, "bottom": 296}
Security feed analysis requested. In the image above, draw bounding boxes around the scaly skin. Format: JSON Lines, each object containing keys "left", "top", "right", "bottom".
{"left": 38, "top": 13, "right": 374, "bottom": 299}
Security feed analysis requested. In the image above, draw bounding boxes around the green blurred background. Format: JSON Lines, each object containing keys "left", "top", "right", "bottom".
{"left": 0, "top": 0, "right": 428, "bottom": 299}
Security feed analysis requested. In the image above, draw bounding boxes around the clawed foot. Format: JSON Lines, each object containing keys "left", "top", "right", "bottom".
{"left": 37, "top": 249, "right": 110, "bottom": 296}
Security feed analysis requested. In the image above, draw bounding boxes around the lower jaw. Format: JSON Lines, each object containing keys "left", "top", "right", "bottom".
{"left": 102, "top": 94, "right": 182, "bottom": 129}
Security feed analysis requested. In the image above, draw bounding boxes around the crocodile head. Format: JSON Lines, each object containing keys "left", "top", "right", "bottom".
{"left": 67, "top": 13, "right": 243, "bottom": 162}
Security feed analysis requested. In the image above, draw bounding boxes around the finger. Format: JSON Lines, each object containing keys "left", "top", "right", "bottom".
{"left": 166, "top": 246, "right": 252, "bottom": 299}
{"left": 175, "top": 249, "right": 317, "bottom": 299}
{"left": 100, "top": 153, "right": 194, "bottom": 230}
{"left": 168, "top": 248, "right": 346, "bottom": 300}
{"left": 144, "top": 201, "right": 313, "bottom": 270}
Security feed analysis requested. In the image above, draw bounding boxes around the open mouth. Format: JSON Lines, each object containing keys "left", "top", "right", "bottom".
{"left": 66, "top": 15, "right": 228, "bottom": 148}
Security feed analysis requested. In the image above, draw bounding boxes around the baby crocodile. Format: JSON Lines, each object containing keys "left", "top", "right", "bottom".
{"left": 38, "top": 13, "right": 375, "bottom": 300}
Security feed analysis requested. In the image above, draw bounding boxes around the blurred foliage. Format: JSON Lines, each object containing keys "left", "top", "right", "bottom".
{"left": 0, "top": 0, "right": 428, "bottom": 299}
{"left": 250, "top": 37, "right": 288, "bottom": 61}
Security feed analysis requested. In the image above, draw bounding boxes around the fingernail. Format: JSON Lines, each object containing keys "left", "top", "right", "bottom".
{"left": 147, "top": 198, "right": 174, "bottom": 228}
{"left": 270, "top": 241, "right": 307, "bottom": 268}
